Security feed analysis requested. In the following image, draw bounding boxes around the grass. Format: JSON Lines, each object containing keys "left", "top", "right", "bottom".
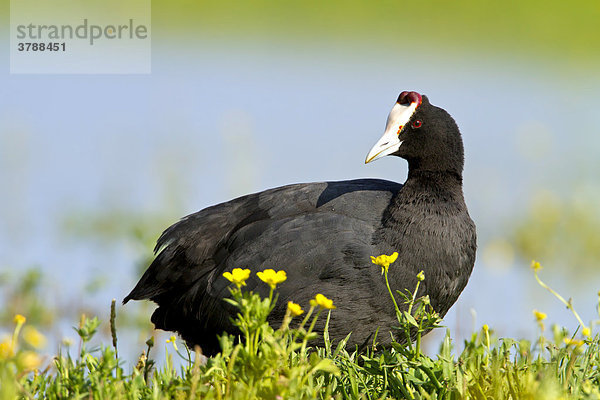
{"left": 1, "top": 259, "right": 599, "bottom": 399}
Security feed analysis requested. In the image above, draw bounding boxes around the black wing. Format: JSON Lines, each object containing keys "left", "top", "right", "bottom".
{"left": 124, "top": 178, "right": 402, "bottom": 354}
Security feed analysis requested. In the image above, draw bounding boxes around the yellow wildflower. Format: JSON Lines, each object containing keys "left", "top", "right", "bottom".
{"left": 582, "top": 327, "right": 591, "bottom": 337}
{"left": 287, "top": 301, "right": 304, "bottom": 316}
{"left": 371, "top": 252, "right": 399, "bottom": 275}
{"left": 533, "top": 310, "right": 547, "bottom": 321}
{"left": 563, "top": 337, "right": 584, "bottom": 347}
{"left": 23, "top": 326, "right": 47, "bottom": 349}
{"left": 14, "top": 314, "right": 26, "bottom": 325}
{"left": 482, "top": 324, "right": 489, "bottom": 333}
{"left": 223, "top": 268, "right": 251, "bottom": 288}
{"left": 0, "top": 338, "right": 14, "bottom": 358}
{"left": 257, "top": 269, "right": 287, "bottom": 289}
{"left": 166, "top": 335, "right": 178, "bottom": 352}
{"left": 18, "top": 351, "right": 42, "bottom": 370}
{"left": 530, "top": 260, "right": 542, "bottom": 271}
{"left": 310, "top": 294, "right": 336, "bottom": 309}
{"left": 416, "top": 270, "right": 425, "bottom": 281}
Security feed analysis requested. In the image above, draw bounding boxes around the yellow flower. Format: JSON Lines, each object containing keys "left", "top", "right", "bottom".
{"left": 530, "top": 260, "right": 542, "bottom": 271}
{"left": 166, "top": 335, "right": 178, "bottom": 352}
{"left": 371, "top": 252, "right": 399, "bottom": 274}
{"left": 563, "top": 337, "right": 584, "bottom": 347}
{"left": 18, "top": 351, "right": 42, "bottom": 370}
{"left": 482, "top": 324, "right": 489, "bottom": 333}
{"left": 223, "top": 268, "right": 251, "bottom": 288}
{"left": 0, "top": 338, "right": 14, "bottom": 359}
{"left": 23, "top": 326, "right": 47, "bottom": 349}
{"left": 14, "top": 314, "right": 26, "bottom": 325}
{"left": 310, "top": 294, "right": 336, "bottom": 309}
{"left": 287, "top": 301, "right": 304, "bottom": 316}
{"left": 582, "top": 327, "right": 591, "bottom": 337}
{"left": 257, "top": 269, "right": 287, "bottom": 289}
{"left": 416, "top": 270, "right": 425, "bottom": 282}
{"left": 533, "top": 310, "right": 547, "bottom": 321}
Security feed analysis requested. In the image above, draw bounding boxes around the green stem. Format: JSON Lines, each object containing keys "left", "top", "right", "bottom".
{"left": 564, "top": 347, "right": 579, "bottom": 386}
{"left": 407, "top": 280, "right": 421, "bottom": 316}
{"left": 538, "top": 322, "right": 546, "bottom": 356}
{"left": 415, "top": 325, "right": 422, "bottom": 356}
{"left": 484, "top": 327, "right": 490, "bottom": 367}
{"left": 292, "top": 305, "right": 315, "bottom": 344}
{"left": 300, "top": 307, "right": 321, "bottom": 359}
{"left": 384, "top": 270, "right": 400, "bottom": 316}
{"left": 418, "top": 364, "right": 443, "bottom": 390}
{"left": 225, "top": 345, "right": 240, "bottom": 397}
{"left": 535, "top": 270, "right": 588, "bottom": 329}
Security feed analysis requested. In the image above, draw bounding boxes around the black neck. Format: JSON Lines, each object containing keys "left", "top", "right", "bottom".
{"left": 406, "top": 169, "right": 463, "bottom": 186}
{"left": 394, "top": 169, "right": 466, "bottom": 210}
{"left": 379, "top": 167, "right": 467, "bottom": 234}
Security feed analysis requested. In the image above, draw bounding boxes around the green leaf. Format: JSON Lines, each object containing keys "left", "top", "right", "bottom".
{"left": 403, "top": 311, "right": 419, "bottom": 327}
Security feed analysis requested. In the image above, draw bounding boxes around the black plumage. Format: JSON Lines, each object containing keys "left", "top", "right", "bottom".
{"left": 124, "top": 92, "right": 477, "bottom": 356}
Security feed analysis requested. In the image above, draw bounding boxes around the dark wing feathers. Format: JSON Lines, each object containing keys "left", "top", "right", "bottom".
{"left": 124, "top": 178, "right": 401, "bottom": 301}
{"left": 123, "top": 179, "right": 402, "bottom": 353}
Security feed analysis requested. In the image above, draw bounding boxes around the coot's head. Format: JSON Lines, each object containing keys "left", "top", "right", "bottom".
{"left": 365, "top": 91, "right": 464, "bottom": 175}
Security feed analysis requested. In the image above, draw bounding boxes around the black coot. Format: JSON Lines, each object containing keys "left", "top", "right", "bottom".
{"left": 124, "top": 91, "right": 477, "bottom": 355}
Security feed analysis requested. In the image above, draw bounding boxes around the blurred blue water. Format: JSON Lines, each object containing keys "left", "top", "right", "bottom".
{"left": 1, "top": 38, "right": 599, "bottom": 360}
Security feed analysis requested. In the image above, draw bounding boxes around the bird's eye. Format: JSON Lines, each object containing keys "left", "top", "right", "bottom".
{"left": 411, "top": 120, "right": 422, "bottom": 129}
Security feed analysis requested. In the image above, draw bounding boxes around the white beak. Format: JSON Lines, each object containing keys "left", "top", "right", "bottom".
{"left": 365, "top": 101, "right": 419, "bottom": 164}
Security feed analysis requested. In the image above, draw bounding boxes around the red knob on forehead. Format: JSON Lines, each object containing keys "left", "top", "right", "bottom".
{"left": 397, "top": 91, "right": 422, "bottom": 106}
